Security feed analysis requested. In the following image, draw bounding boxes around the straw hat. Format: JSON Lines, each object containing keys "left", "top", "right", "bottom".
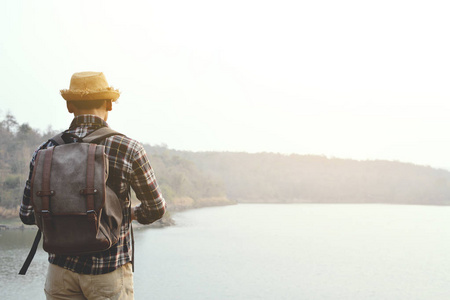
{"left": 60, "top": 72, "right": 120, "bottom": 101}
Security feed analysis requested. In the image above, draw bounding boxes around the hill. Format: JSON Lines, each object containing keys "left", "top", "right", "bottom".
{"left": 1, "top": 113, "right": 450, "bottom": 224}
{"left": 167, "top": 150, "right": 450, "bottom": 205}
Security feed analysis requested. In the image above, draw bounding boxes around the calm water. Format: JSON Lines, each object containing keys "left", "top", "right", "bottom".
{"left": 2, "top": 204, "right": 450, "bottom": 299}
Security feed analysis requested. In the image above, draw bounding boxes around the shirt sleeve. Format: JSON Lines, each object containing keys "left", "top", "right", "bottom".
{"left": 20, "top": 142, "right": 48, "bottom": 225}
{"left": 130, "top": 143, "right": 166, "bottom": 225}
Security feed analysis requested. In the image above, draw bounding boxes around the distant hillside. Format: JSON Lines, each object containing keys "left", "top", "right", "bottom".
{"left": 2, "top": 113, "right": 450, "bottom": 222}
{"left": 146, "top": 148, "right": 450, "bottom": 206}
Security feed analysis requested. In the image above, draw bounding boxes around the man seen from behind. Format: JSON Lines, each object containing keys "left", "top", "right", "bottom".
{"left": 19, "top": 71, "right": 166, "bottom": 299}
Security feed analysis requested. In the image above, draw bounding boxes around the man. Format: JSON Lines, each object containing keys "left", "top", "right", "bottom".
{"left": 20, "top": 71, "right": 166, "bottom": 299}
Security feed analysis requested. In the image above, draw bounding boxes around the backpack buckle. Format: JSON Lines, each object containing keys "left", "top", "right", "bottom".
{"left": 41, "top": 209, "right": 51, "bottom": 217}
{"left": 37, "top": 190, "right": 55, "bottom": 197}
{"left": 80, "top": 189, "right": 98, "bottom": 195}
{"left": 86, "top": 210, "right": 98, "bottom": 231}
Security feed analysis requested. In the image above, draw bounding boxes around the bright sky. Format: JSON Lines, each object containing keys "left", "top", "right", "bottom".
{"left": 1, "top": 0, "right": 450, "bottom": 170}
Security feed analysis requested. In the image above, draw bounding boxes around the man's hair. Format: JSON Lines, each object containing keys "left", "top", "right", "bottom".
{"left": 69, "top": 99, "right": 111, "bottom": 110}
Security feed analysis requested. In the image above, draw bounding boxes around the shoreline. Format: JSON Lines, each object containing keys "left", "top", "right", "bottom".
{"left": 3, "top": 200, "right": 447, "bottom": 230}
{"left": 0, "top": 196, "right": 237, "bottom": 230}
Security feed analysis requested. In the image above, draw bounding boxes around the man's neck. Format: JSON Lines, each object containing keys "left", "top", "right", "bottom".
{"left": 73, "top": 109, "right": 108, "bottom": 121}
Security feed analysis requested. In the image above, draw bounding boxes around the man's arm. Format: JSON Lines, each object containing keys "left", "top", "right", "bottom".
{"left": 20, "top": 174, "right": 36, "bottom": 225}
{"left": 20, "top": 143, "right": 47, "bottom": 225}
{"left": 131, "top": 206, "right": 137, "bottom": 221}
{"left": 130, "top": 144, "right": 166, "bottom": 224}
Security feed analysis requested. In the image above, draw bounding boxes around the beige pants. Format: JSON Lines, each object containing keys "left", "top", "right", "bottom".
{"left": 44, "top": 263, "right": 134, "bottom": 300}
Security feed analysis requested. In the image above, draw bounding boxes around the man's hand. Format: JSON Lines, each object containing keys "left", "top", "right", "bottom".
{"left": 131, "top": 206, "right": 137, "bottom": 221}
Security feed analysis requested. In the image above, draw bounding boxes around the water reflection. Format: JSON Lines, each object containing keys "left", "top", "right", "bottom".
{"left": 2, "top": 204, "right": 450, "bottom": 300}
{"left": 1, "top": 229, "right": 48, "bottom": 300}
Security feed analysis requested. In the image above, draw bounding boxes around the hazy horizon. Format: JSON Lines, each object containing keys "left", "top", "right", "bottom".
{"left": 2, "top": 109, "right": 449, "bottom": 173}
{"left": 2, "top": 0, "right": 450, "bottom": 170}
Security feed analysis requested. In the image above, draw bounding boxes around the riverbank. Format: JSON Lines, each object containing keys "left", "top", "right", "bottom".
{"left": 133, "top": 196, "right": 236, "bottom": 229}
{"left": 168, "top": 196, "right": 236, "bottom": 211}
{"left": 0, "top": 196, "right": 236, "bottom": 230}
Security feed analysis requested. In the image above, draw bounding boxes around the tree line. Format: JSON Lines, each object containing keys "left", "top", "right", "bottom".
{"left": 0, "top": 113, "right": 58, "bottom": 211}
{"left": 2, "top": 113, "right": 450, "bottom": 219}
{"left": 154, "top": 149, "right": 450, "bottom": 206}
{"left": 0, "top": 113, "right": 228, "bottom": 216}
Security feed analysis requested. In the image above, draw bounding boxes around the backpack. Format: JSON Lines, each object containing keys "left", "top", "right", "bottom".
{"left": 19, "top": 127, "right": 126, "bottom": 275}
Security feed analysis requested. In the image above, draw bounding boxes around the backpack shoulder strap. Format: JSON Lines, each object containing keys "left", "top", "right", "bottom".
{"left": 19, "top": 230, "right": 42, "bottom": 275}
{"left": 82, "top": 127, "right": 124, "bottom": 144}
{"left": 48, "top": 133, "right": 65, "bottom": 146}
{"left": 48, "top": 131, "right": 81, "bottom": 146}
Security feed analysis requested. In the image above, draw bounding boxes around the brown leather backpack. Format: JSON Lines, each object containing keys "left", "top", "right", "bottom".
{"left": 20, "top": 127, "right": 126, "bottom": 274}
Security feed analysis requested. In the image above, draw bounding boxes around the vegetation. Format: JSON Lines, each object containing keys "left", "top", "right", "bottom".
{"left": 2, "top": 112, "right": 450, "bottom": 224}
{"left": 0, "top": 113, "right": 230, "bottom": 224}
{"left": 0, "top": 113, "right": 58, "bottom": 212}
{"left": 142, "top": 144, "right": 231, "bottom": 211}
{"left": 171, "top": 151, "right": 450, "bottom": 205}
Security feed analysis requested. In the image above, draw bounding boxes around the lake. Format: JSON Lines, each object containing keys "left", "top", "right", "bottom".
{"left": 1, "top": 204, "right": 450, "bottom": 299}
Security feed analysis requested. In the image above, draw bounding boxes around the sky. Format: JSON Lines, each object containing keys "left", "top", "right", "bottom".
{"left": 1, "top": 0, "right": 450, "bottom": 170}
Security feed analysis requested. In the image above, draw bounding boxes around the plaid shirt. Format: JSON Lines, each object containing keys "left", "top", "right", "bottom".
{"left": 20, "top": 115, "right": 166, "bottom": 274}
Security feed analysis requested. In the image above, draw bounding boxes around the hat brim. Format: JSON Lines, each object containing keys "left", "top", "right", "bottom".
{"left": 60, "top": 90, "right": 120, "bottom": 101}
